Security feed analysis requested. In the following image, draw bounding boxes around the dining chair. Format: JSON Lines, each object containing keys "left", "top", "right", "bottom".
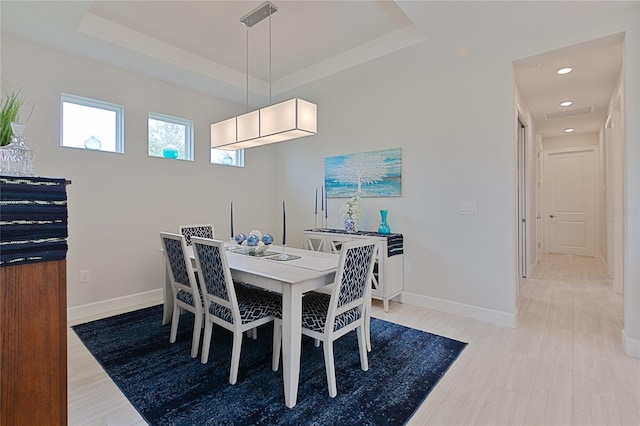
{"left": 191, "top": 236, "right": 280, "bottom": 384}
{"left": 272, "top": 239, "right": 377, "bottom": 398}
{"left": 159, "top": 232, "right": 203, "bottom": 358}
{"left": 178, "top": 224, "right": 215, "bottom": 246}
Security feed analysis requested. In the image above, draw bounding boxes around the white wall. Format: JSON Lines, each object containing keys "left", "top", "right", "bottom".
{"left": 1, "top": 35, "right": 278, "bottom": 312}
{"left": 274, "top": 44, "right": 519, "bottom": 327}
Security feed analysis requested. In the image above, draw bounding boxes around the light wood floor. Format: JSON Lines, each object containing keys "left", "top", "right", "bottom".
{"left": 68, "top": 254, "right": 640, "bottom": 425}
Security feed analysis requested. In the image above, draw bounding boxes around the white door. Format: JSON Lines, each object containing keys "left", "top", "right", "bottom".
{"left": 544, "top": 147, "right": 596, "bottom": 256}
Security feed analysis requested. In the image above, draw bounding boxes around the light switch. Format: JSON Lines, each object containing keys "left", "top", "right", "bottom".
{"left": 458, "top": 202, "right": 478, "bottom": 215}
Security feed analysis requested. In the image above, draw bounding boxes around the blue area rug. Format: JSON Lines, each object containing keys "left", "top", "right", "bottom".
{"left": 72, "top": 305, "right": 466, "bottom": 425}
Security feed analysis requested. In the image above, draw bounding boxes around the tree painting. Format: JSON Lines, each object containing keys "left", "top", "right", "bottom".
{"left": 334, "top": 152, "right": 386, "bottom": 194}
{"left": 325, "top": 148, "right": 402, "bottom": 198}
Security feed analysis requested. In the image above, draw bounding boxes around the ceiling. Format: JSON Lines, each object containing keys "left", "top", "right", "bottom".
{"left": 1, "top": 1, "right": 635, "bottom": 138}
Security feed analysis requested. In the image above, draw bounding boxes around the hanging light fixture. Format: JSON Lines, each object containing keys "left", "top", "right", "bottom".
{"left": 210, "top": 2, "right": 317, "bottom": 150}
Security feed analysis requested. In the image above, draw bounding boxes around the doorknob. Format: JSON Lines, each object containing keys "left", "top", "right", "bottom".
{"left": 549, "top": 214, "right": 555, "bottom": 218}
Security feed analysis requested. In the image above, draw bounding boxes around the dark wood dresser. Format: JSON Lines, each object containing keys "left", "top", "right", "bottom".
{"left": 1, "top": 176, "right": 69, "bottom": 425}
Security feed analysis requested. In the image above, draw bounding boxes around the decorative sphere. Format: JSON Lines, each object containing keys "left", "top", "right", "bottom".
{"left": 247, "top": 234, "right": 259, "bottom": 246}
{"left": 249, "top": 229, "right": 263, "bottom": 241}
{"left": 234, "top": 233, "right": 246, "bottom": 244}
{"left": 262, "top": 234, "right": 274, "bottom": 245}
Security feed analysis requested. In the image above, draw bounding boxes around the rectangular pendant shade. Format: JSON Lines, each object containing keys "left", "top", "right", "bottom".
{"left": 211, "top": 98, "right": 317, "bottom": 150}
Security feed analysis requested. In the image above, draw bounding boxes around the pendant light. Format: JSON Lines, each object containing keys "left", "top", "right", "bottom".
{"left": 210, "top": 2, "right": 317, "bottom": 150}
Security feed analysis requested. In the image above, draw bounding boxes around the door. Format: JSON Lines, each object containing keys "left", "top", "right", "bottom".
{"left": 517, "top": 118, "right": 527, "bottom": 277}
{"left": 544, "top": 147, "right": 596, "bottom": 256}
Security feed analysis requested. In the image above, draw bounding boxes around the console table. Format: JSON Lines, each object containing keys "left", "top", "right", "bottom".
{"left": 1, "top": 176, "right": 69, "bottom": 425}
{"left": 302, "top": 228, "right": 403, "bottom": 311}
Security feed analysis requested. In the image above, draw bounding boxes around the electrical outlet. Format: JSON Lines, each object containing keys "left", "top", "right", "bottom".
{"left": 404, "top": 261, "right": 411, "bottom": 272}
{"left": 79, "top": 270, "right": 90, "bottom": 283}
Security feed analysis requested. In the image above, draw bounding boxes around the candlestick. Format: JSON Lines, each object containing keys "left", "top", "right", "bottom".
{"left": 325, "top": 189, "right": 328, "bottom": 221}
{"left": 315, "top": 188, "right": 318, "bottom": 214}
{"left": 230, "top": 201, "right": 234, "bottom": 239}
{"left": 321, "top": 185, "right": 324, "bottom": 211}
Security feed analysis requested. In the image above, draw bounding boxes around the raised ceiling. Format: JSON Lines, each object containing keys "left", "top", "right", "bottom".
{"left": 1, "top": 1, "right": 635, "bottom": 137}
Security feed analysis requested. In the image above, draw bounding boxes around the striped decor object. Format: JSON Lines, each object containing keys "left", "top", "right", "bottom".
{"left": 304, "top": 228, "right": 404, "bottom": 257}
{"left": 0, "top": 176, "right": 68, "bottom": 267}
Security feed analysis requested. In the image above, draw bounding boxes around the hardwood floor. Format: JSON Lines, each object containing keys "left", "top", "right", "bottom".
{"left": 67, "top": 254, "right": 640, "bottom": 425}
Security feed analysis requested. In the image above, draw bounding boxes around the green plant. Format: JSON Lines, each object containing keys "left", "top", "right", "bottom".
{"left": 0, "top": 88, "right": 25, "bottom": 146}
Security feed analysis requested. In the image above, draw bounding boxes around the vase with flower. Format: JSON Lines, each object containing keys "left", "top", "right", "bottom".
{"left": 0, "top": 86, "right": 35, "bottom": 176}
{"left": 341, "top": 195, "right": 361, "bottom": 233}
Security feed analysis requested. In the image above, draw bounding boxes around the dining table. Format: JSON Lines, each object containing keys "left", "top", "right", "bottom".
{"left": 161, "top": 243, "right": 339, "bottom": 408}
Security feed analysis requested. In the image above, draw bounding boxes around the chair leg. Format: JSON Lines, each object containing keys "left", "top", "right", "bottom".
{"left": 356, "top": 326, "right": 369, "bottom": 372}
{"left": 365, "top": 295, "right": 372, "bottom": 352}
{"left": 169, "top": 301, "right": 181, "bottom": 343}
{"left": 323, "top": 339, "right": 337, "bottom": 398}
{"left": 272, "top": 319, "right": 281, "bottom": 371}
{"left": 191, "top": 311, "right": 203, "bottom": 358}
{"left": 229, "top": 331, "right": 244, "bottom": 385}
{"left": 200, "top": 320, "right": 213, "bottom": 364}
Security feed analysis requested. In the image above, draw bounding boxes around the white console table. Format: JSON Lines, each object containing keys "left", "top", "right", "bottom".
{"left": 302, "top": 229, "right": 404, "bottom": 311}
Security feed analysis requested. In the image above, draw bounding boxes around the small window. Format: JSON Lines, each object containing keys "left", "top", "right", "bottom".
{"left": 148, "top": 112, "right": 193, "bottom": 161}
{"left": 61, "top": 94, "right": 124, "bottom": 153}
{"left": 211, "top": 149, "right": 244, "bottom": 167}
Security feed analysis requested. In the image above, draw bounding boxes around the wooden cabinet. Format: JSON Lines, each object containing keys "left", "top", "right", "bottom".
{"left": 303, "top": 229, "right": 404, "bottom": 311}
{"left": 1, "top": 176, "right": 69, "bottom": 425}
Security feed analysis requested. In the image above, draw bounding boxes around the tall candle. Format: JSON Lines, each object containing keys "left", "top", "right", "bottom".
{"left": 230, "top": 201, "right": 234, "bottom": 238}
{"left": 321, "top": 185, "right": 324, "bottom": 211}
{"left": 282, "top": 200, "right": 286, "bottom": 246}
{"left": 315, "top": 188, "right": 318, "bottom": 214}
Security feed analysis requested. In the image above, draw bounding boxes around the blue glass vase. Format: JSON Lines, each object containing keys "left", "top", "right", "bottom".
{"left": 378, "top": 209, "right": 391, "bottom": 235}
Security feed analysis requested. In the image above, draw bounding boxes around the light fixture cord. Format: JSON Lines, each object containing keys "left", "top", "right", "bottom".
{"left": 246, "top": 23, "right": 249, "bottom": 112}
{"left": 269, "top": 5, "right": 272, "bottom": 106}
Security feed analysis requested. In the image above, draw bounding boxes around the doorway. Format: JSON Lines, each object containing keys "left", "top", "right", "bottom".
{"left": 517, "top": 118, "right": 527, "bottom": 278}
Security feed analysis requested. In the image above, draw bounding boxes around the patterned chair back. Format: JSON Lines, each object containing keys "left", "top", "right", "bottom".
{"left": 191, "top": 237, "right": 239, "bottom": 324}
{"left": 327, "top": 239, "right": 376, "bottom": 327}
{"left": 178, "top": 224, "right": 215, "bottom": 246}
{"left": 160, "top": 232, "right": 199, "bottom": 299}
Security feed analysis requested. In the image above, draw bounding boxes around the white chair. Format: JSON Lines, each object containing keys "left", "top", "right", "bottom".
{"left": 272, "top": 239, "right": 377, "bottom": 398}
{"left": 191, "top": 236, "right": 280, "bottom": 384}
{"left": 159, "top": 232, "right": 203, "bottom": 358}
{"left": 178, "top": 224, "right": 214, "bottom": 246}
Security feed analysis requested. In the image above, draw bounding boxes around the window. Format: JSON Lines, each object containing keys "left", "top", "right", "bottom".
{"left": 61, "top": 94, "right": 124, "bottom": 153}
{"left": 211, "top": 148, "right": 244, "bottom": 167}
{"left": 148, "top": 112, "right": 193, "bottom": 161}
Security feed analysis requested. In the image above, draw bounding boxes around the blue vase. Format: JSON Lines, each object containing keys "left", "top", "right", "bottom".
{"left": 378, "top": 209, "right": 391, "bottom": 235}
{"left": 344, "top": 216, "right": 356, "bottom": 233}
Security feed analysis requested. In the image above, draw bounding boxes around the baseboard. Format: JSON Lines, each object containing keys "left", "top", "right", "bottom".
{"left": 622, "top": 329, "right": 640, "bottom": 358}
{"left": 400, "top": 291, "right": 516, "bottom": 328}
{"left": 67, "top": 289, "right": 163, "bottom": 324}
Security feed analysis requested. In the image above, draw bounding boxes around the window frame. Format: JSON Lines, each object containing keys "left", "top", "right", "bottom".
{"left": 60, "top": 93, "right": 124, "bottom": 153}
{"left": 148, "top": 112, "right": 194, "bottom": 161}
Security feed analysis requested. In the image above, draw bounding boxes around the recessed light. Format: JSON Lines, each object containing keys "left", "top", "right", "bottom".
{"left": 560, "top": 101, "right": 573, "bottom": 107}
{"left": 564, "top": 128, "right": 575, "bottom": 133}
{"left": 557, "top": 67, "right": 573, "bottom": 75}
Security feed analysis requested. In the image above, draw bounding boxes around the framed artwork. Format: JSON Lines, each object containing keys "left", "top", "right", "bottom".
{"left": 324, "top": 148, "right": 402, "bottom": 198}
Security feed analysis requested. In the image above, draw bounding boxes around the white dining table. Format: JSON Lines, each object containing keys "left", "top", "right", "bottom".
{"left": 161, "top": 243, "right": 339, "bottom": 408}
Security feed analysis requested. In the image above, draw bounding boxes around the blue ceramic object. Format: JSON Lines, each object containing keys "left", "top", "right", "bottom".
{"left": 378, "top": 209, "right": 391, "bottom": 235}
{"left": 234, "top": 233, "right": 246, "bottom": 244}
{"left": 247, "top": 234, "right": 259, "bottom": 246}
{"left": 344, "top": 216, "right": 356, "bottom": 233}
{"left": 262, "top": 234, "right": 273, "bottom": 245}
{"left": 162, "top": 146, "right": 179, "bottom": 159}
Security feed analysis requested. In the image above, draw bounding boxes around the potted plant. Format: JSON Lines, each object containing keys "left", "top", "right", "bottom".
{"left": 0, "top": 86, "right": 25, "bottom": 146}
